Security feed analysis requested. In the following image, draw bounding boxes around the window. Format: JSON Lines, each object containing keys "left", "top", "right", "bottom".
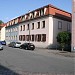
{"left": 19, "top": 35, "right": 22, "bottom": 41}
{"left": 16, "top": 27, "right": 18, "bottom": 31}
{"left": 32, "top": 23, "right": 34, "bottom": 30}
{"left": 37, "top": 22, "right": 40, "bottom": 29}
{"left": 42, "top": 34, "right": 46, "bottom": 42}
{"left": 11, "top": 29, "right": 12, "bottom": 32}
{"left": 35, "top": 35, "right": 37, "bottom": 41}
{"left": 14, "top": 35, "right": 15, "bottom": 40}
{"left": 37, "top": 34, "right": 41, "bottom": 42}
{"left": 27, "top": 24, "right": 29, "bottom": 30}
{"left": 20, "top": 26, "right": 22, "bottom": 31}
{"left": 26, "top": 35, "right": 31, "bottom": 41}
{"left": 32, "top": 35, "right": 34, "bottom": 41}
{"left": 23, "top": 35, "right": 25, "bottom": 41}
{"left": 23, "top": 25, "right": 25, "bottom": 31}
{"left": 67, "top": 23, "right": 71, "bottom": 31}
{"left": 36, "top": 11, "right": 39, "bottom": 17}
{"left": 13, "top": 28, "right": 15, "bottom": 32}
{"left": 16, "top": 35, "right": 17, "bottom": 40}
{"left": 32, "top": 12, "right": 34, "bottom": 18}
{"left": 40, "top": 8, "right": 44, "bottom": 16}
{"left": 58, "top": 21, "right": 62, "bottom": 29}
{"left": 42, "top": 21, "right": 45, "bottom": 28}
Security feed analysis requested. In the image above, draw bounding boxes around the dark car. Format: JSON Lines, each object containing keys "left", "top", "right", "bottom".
{"left": 0, "top": 40, "right": 6, "bottom": 45}
{"left": 0, "top": 43, "right": 3, "bottom": 50}
{"left": 8, "top": 42, "right": 21, "bottom": 48}
{"left": 20, "top": 43, "right": 35, "bottom": 50}
{"left": 1, "top": 41, "right": 6, "bottom": 45}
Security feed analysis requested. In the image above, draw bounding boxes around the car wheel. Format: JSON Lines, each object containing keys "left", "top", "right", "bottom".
{"left": 32, "top": 49, "right": 34, "bottom": 51}
{"left": 12, "top": 46, "right": 14, "bottom": 48}
{"left": 25, "top": 47, "right": 28, "bottom": 50}
{"left": 20, "top": 46, "right": 22, "bottom": 49}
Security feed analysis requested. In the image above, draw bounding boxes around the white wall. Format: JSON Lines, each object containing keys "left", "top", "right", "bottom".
{"left": 18, "top": 16, "right": 71, "bottom": 48}
{"left": 53, "top": 18, "right": 71, "bottom": 47}
{"left": 48, "top": 16, "right": 54, "bottom": 48}
{"left": 19, "top": 16, "right": 52, "bottom": 48}
{"left": 1, "top": 26, "right": 5, "bottom": 41}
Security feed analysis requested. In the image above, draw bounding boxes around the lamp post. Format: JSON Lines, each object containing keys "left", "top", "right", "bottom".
{"left": 28, "top": 10, "right": 30, "bottom": 43}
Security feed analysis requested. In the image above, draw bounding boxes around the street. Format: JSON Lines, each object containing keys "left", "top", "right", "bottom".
{"left": 0, "top": 46, "right": 74, "bottom": 75}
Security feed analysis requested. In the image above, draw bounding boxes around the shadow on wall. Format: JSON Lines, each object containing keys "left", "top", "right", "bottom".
{"left": 47, "top": 44, "right": 71, "bottom": 52}
{"left": 0, "top": 65, "right": 19, "bottom": 75}
{"left": 46, "top": 44, "right": 59, "bottom": 50}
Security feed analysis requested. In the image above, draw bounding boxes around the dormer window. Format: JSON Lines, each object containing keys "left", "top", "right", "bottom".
{"left": 22, "top": 16, "right": 25, "bottom": 21}
{"left": 30, "top": 15, "right": 33, "bottom": 19}
{"left": 36, "top": 11, "right": 39, "bottom": 17}
{"left": 26, "top": 15, "right": 29, "bottom": 20}
{"left": 40, "top": 8, "right": 44, "bottom": 16}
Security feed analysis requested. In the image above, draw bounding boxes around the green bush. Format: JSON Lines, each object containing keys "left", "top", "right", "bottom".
{"left": 56, "top": 31, "right": 71, "bottom": 51}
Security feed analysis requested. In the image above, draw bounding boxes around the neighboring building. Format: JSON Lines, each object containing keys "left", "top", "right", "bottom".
{"left": 72, "top": 0, "right": 75, "bottom": 52}
{"left": 5, "top": 4, "right": 71, "bottom": 48}
{"left": 5, "top": 19, "right": 19, "bottom": 44}
{"left": 0, "top": 24, "right": 6, "bottom": 41}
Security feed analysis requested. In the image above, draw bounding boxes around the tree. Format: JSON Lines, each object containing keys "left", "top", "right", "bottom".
{"left": 56, "top": 31, "right": 71, "bottom": 51}
{"left": 0, "top": 20, "right": 4, "bottom": 24}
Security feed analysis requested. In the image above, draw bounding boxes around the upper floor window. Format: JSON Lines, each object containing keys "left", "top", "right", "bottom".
{"left": 27, "top": 24, "right": 29, "bottom": 30}
{"left": 16, "top": 27, "right": 18, "bottom": 31}
{"left": 23, "top": 25, "right": 25, "bottom": 31}
{"left": 37, "top": 22, "right": 40, "bottom": 29}
{"left": 42, "top": 21, "right": 45, "bottom": 28}
{"left": 11, "top": 28, "right": 12, "bottom": 32}
{"left": 32, "top": 23, "right": 34, "bottom": 30}
{"left": 58, "top": 21, "right": 62, "bottom": 29}
{"left": 20, "top": 26, "right": 22, "bottom": 31}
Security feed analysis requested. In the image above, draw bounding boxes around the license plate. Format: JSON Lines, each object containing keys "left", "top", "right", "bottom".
{"left": 30, "top": 46, "right": 33, "bottom": 47}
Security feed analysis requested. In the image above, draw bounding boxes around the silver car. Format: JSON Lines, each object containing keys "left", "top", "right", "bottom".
{"left": 8, "top": 42, "right": 21, "bottom": 48}
{"left": 0, "top": 44, "right": 3, "bottom": 50}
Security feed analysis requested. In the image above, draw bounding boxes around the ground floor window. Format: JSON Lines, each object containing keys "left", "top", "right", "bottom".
{"left": 19, "top": 34, "right": 46, "bottom": 42}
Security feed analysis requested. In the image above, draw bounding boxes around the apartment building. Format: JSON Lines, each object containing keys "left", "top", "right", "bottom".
{"left": 0, "top": 24, "right": 6, "bottom": 41}
{"left": 5, "top": 20, "right": 19, "bottom": 44}
{"left": 5, "top": 4, "right": 71, "bottom": 49}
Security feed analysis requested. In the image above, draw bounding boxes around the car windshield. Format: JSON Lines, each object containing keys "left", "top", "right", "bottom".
{"left": 27, "top": 43, "right": 34, "bottom": 45}
{"left": 16, "top": 42, "right": 21, "bottom": 44}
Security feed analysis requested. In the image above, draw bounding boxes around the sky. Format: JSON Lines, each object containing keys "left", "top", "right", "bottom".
{"left": 0, "top": 0, "right": 72, "bottom": 23}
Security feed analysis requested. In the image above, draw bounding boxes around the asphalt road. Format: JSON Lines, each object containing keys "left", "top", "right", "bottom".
{"left": 0, "top": 46, "right": 74, "bottom": 75}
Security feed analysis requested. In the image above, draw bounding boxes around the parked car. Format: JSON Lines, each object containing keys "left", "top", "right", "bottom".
{"left": 20, "top": 43, "right": 35, "bottom": 50}
{"left": 0, "top": 43, "right": 3, "bottom": 50}
{"left": 1, "top": 40, "right": 6, "bottom": 45}
{"left": 0, "top": 40, "right": 6, "bottom": 45}
{"left": 8, "top": 42, "right": 21, "bottom": 48}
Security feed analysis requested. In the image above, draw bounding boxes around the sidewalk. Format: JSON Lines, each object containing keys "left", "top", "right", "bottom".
{"left": 48, "top": 50, "right": 75, "bottom": 58}
{"left": 35, "top": 48, "right": 75, "bottom": 58}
